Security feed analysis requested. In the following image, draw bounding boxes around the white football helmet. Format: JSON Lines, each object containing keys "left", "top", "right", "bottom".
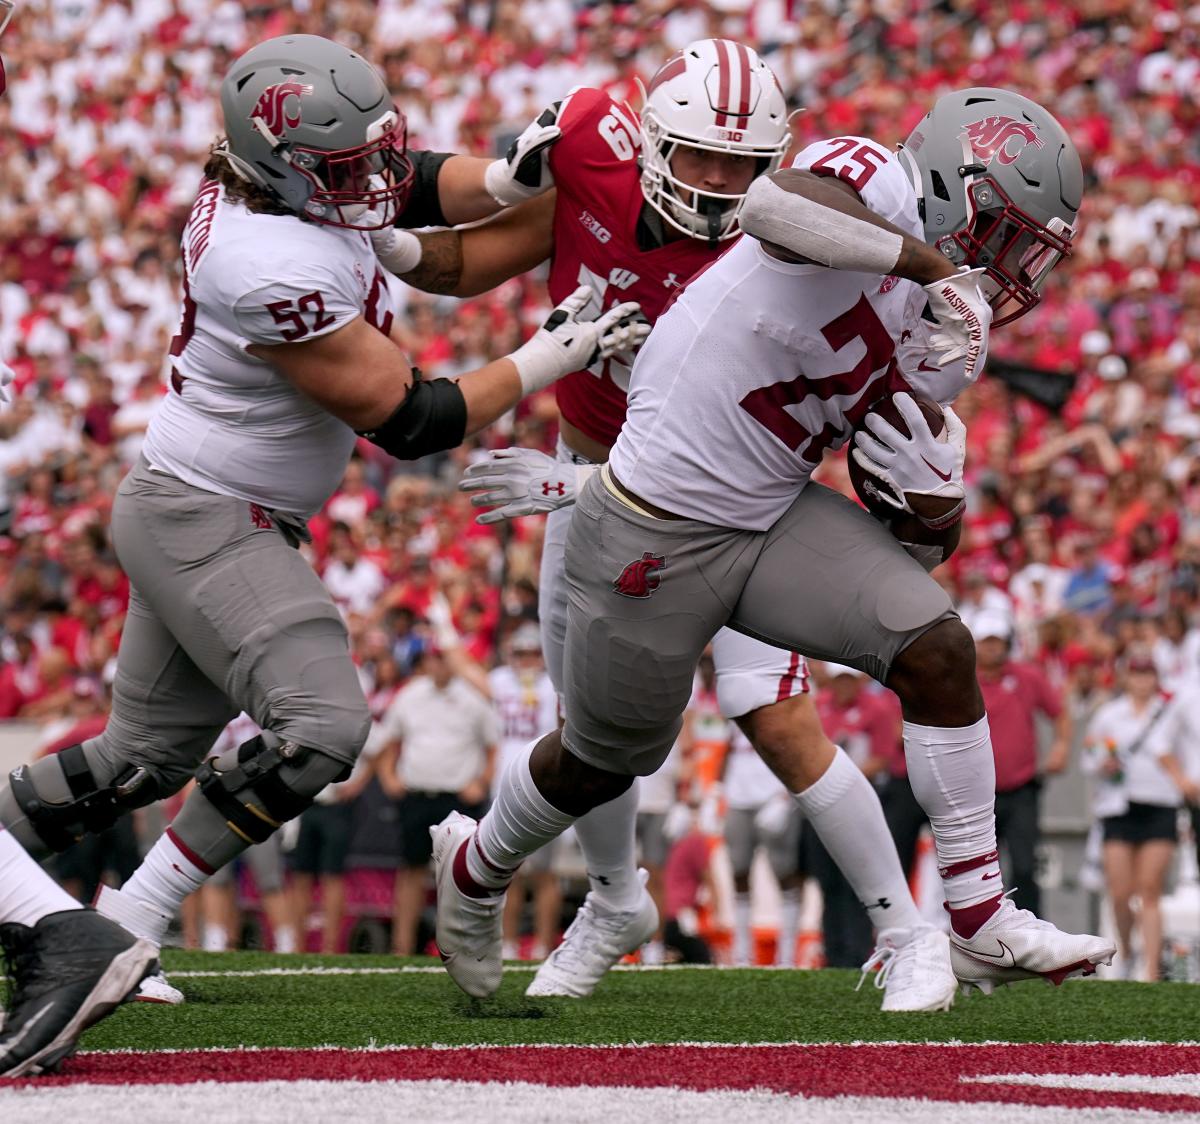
{"left": 640, "top": 38, "right": 790, "bottom": 243}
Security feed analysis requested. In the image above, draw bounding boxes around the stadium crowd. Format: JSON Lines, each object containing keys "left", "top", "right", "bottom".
{"left": 1, "top": 0, "right": 1199, "bottom": 977}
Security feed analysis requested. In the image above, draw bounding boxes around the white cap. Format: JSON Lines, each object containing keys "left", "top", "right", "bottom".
{"left": 969, "top": 612, "right": 1012, "bottom": 643}
{"left": 1080, "top": 330, "right": 1111, "bottom": 356}
{"left": 1097, "top": 354, "right": 1127, "bottom": 381}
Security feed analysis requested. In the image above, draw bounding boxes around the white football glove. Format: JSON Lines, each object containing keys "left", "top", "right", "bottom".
{"left": 507, "top": 285, "right": 649, "bottom": 394}
{"left": 459, "top": 447, "right": 600, "bottom": 525}
{"left": 484, "top": 101, "right": 562, "bottom": 206}
{"left": 851, "top": 392, "right": 967, "bottom": 513}
{"left": 923, "top": 266, "right": 991, "bottom": 383}
{"left": 753, "top": 792, "right": 794, "bottom": 840}
{"left": 0, "top": 361, "right": 13, "bottom": 406}
{"left": 369, "top": 219, "right": 423, "bottom": 275}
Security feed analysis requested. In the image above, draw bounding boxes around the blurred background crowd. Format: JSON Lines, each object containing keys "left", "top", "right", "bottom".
{"left": 1, "top": 0, "right": 1199, "bottom": 981}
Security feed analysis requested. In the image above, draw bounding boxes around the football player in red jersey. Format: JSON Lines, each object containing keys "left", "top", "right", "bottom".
{"left": 379, "top": 41, "right": 957, "bottom": 1011}
{"left": 0, "top": 1, "right": 159, "bottom": 1078}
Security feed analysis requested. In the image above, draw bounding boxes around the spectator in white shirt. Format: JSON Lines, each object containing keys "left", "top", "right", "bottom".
{"left": 1082, "top": 653, "right": 1180, "bottom": 981}
{"left": 376, "top": 646, "right": 498, "bottom": 956}
{"left": 321, "top": 523, "right": 386, "bottom": 619}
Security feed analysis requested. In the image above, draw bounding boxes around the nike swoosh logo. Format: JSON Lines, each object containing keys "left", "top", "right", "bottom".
{"left": 917, "top": 359, "right": 940, "bottom": 373}
{"left": 921, "top": 457, "right": 953, "bottom": 482}
{"left": 959, "top": 938, "right": 1017, "bottom": 967}
{"left": 982, "top": 871, "right": 1000, "bottom": 880}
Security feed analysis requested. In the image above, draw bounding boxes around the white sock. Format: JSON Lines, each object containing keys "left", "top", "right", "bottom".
{"left": 202, "top": 922, "right": 227, "bottom": 952}
{"left": 776, "top": 886, "right": 800, "bottom": 967}
{"left": 903, "top": 717, "right": 1002, "bottom": 909}
{"left": 122, "top": 827, "right": 210, "bottom": 924}
{"left": 732, "top": 891, "right": 752, "bottom": 965}
{"left": 0, "top": 827, "right": 80, "bottom": 926}
{"left": 793, "top": 746, "right": 924, "bottom": 932}
{"left": 464, "top": 743, "right": 576, "bottom": 893}
{"left": 274, "top": 924, "right": 298, "bottom": 954}
{"left": 573, "top": 782, "right": 642, "bottom": 911}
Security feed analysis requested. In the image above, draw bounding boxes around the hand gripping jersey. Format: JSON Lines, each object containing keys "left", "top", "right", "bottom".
{"left": 548, "top": 88, "right": 722, "bottom": 449}
{"left": 609, "top": 136, "right": 984, "bottom": 531}
{"left": 143, "top": 181, "right": 400, "bottom": 518}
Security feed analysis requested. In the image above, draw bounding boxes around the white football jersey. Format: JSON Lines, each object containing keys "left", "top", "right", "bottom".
{"left": 609, "top": 136, "right": 982, "bottom": 531}
{"left": 488, "top": 665, "right": 560, "bottom": 776}
{"left": 724, "top": 724, "right": 786, "bottom": 810}
{"left": 142, "top": 181, "right": 399, "bottom": 518}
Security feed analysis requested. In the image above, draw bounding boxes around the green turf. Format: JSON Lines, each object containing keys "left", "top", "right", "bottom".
{"left": 74, "top": 950, "right": 1199, "bottom": 1052}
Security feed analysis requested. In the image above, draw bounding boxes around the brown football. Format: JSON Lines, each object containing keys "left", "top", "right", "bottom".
{"left": 848, "top": 392, "right": 962, "bottom": 562}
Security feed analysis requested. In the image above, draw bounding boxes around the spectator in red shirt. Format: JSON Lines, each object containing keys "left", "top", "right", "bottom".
{"left": 662, "top": 816, "right": 714, "bottom": 965}
{"left": 971, "top": 612, "right": 1073, "bottom": 916}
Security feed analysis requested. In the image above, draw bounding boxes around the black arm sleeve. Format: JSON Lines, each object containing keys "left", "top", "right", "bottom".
{"left": 395, "top": 150, "right": 454, "bottom": 229}
{"left": 355, "top": 368, "right": 468, "bottom": 460}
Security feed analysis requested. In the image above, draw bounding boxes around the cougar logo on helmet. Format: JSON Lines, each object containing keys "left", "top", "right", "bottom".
{"left": 250, "top": 81, "right": 314, "bottom": 134}
{"left": 960, "top": 116, "right": 1044, "bottom": 167}
{"left": 613, "top": 552, "right": 666, "bottom": 598}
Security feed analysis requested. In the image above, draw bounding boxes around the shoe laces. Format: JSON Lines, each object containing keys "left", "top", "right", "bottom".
{"left": 550, "top": 898, "right": 633, "bottom": 973}
{"left": 856, "top": 928, "right": 937, "bottom": 994}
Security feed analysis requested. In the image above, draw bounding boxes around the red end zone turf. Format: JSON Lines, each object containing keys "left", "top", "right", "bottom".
{"left": 13, "top": 1044, "right": 1200, "bottom": 1114}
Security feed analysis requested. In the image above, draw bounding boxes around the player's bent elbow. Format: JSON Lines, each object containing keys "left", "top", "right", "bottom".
{"left": 356, "top": 374, "right": 468, "bottom": 461}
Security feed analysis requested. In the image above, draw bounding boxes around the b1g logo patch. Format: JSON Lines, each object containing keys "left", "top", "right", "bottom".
{"left": 613, "top": 552, "right": 665, "bottom": 598}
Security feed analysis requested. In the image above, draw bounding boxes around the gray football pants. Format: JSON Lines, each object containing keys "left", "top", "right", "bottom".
{"left": 0, "top": 460, "right": 371, "bottom": 870}
{"left": 562, "top": 474, "right": 956, "bottom": 776}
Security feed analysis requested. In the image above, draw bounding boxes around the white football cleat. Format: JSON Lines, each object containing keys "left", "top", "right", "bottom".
{"left": 135, "top": 969, "right": 184, "bottom": 1005}
{"left": 526, "top": 869, "right": 658, "bottom": 998}
{"left": 950, "top": 894, "right": 1116, "bottom": 994}
{"left": 430, "top": 812, "right": 505, "bottom": 999}
{"left": 858, "top": 925, "right": 956, "bottom": 1013}
{"left": 93, "top": 884, "right": 183, "bottom": 1005}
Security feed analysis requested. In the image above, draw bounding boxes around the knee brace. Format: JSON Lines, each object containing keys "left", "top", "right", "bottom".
{"left": 196, "top": 735, "right": 350, "bottom": 847}
{"left": 6, "top": 744, "right": 161, "bottom": 853}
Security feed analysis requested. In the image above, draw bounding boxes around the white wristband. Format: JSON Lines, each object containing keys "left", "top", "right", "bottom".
{"left": 740, "top": 176, "right": 904, "bottom": 275}
{"left": 506, "top": 334, "right": 569, "bottom": 395}
{"left": 483, "top": 159, "right": 527, "bottom": 207}
{"left": 371, "top": 226, "right": 423, "bottom": 275}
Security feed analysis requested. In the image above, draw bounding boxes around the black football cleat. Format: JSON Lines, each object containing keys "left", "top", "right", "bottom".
{"left": 0, "top": 909, "right": 157, "bottom": 1078}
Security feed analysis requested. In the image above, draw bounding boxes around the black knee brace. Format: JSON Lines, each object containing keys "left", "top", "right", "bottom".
{"left": 196, "top": 735, "right": 350, "bottom": 846}
{"left": 8, "top": 744, "right": 160, "bottom": 853}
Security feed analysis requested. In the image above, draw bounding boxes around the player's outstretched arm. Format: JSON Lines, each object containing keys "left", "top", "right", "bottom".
{"left": 377, "top": 192, "right": 556, "bottom": 297}
{"left": 255, "top": 288, "right": 646, "bottom": 460}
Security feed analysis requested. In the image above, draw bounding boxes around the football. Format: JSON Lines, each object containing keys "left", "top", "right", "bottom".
{"left": 848, "top": 392, "right": 962, "bottom": 563}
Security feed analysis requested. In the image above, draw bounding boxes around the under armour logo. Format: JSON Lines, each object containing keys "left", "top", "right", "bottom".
{"left": 588, "top": 872, "right": 611, "bottom": 886}
{"left": 542, "top": 482, "right": 567, "bottom": 497}
{"left": 663, "top": 273, "right": 681, "bottom": 289}
{"left": 867, "top": 897, "right": 892, "bottom": 911}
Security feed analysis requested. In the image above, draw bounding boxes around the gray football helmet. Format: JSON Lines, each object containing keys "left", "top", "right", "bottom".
{"left": 218, "top": 34, "right": 413, "bottom": 230}
{"left": 898, "top": 87, "right": 1083, "bottom": 325}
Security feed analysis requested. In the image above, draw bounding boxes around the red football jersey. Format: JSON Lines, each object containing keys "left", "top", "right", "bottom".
{"left": 548, "top": 88, "right": 723, "bottom": 449}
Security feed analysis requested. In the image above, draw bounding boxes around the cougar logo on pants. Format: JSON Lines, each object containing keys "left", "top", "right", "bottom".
{"left": 613, "top": 552, "right": 665, "bottom": 598}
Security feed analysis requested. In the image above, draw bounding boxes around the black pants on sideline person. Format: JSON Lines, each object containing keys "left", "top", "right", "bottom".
{"left": 994, "top": 780, "right": 1041, "bottom": 916}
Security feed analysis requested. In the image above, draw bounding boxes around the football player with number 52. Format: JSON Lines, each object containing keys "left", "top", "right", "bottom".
{"left": 0, "top": 33, "right": 646, "bottom": 1007}
{"left": 431, "top": 85, "right": 1116, "bottom": 1003}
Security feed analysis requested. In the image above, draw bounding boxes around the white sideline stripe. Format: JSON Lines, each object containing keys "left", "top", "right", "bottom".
{"left": 964, "top": 1073, "right": 1200, "bottom": 1096}
{"left": 0, "top": 1079, "right": 1182, "bottom": 1124}
{"left": 84, "top": 1040, "right": 1200, "bottom": 1056}
{"left": 167, "top": 964, "right": 813, "bottom": 978}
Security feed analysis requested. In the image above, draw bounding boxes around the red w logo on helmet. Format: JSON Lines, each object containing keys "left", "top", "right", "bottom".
{"left": 960, "top": 116, "right": 1044, "bottom": 167}
{"left": 250, "top": 81, "right": 314, "bottom": 135}
{"left": 612, "top": 552, "right": 666, "bottom": 598}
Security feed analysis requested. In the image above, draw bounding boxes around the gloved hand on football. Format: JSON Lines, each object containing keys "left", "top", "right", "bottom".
{"left": 484, "top": 100, "right": 563, "bottom": 206}
{"left": 459, "top": 447, "right": 599, "bottom": 525}
{"left": 851, "top": 392, "right": 966, "bottom": 513}
{"left": 923, "top": 266, "right": 991, "bottom": 383}
{"left": 507, "top": 285, "right": 649, "bottom": 394}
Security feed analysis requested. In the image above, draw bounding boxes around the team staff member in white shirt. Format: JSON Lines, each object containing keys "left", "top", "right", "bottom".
{"left": 377, "top": 646, "right": 499, "bottom": 955}
{"left": 1083, "top": 652, "right": 1180, "bottom": 981}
